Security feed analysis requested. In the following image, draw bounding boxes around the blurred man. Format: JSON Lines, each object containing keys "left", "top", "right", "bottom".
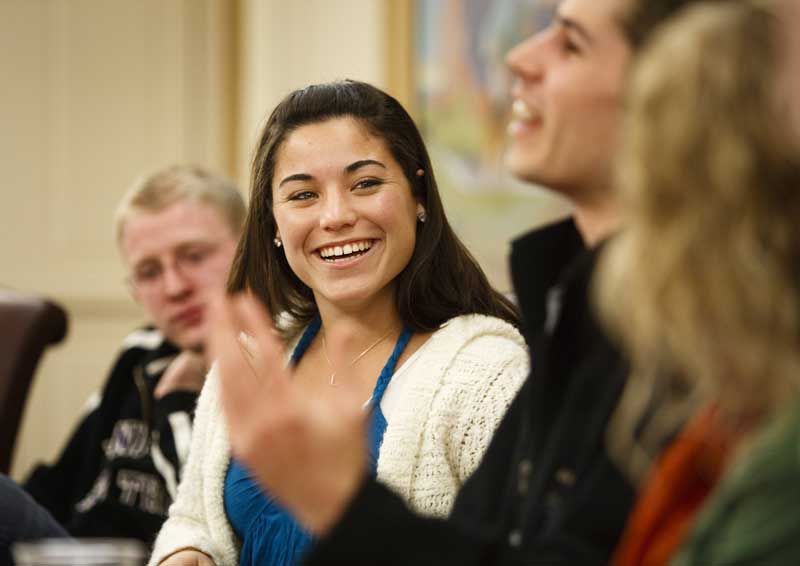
{"left": 210, "top": 0, "right": 725, "bottom": 565}
{"left": 24, "top": 165, "right": 244, "bottom": 544}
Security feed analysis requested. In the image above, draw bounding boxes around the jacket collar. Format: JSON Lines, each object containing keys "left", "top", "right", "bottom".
{"left": 509, "top": 217, "right": 586, "bottom": 343}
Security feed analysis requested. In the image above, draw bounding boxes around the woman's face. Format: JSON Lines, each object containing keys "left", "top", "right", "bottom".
{"left": 271, "top": 117, "right": 421, "bottom": 312}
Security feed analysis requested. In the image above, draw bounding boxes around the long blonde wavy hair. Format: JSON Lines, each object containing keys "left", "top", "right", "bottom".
{"left": 596, "top": 0, "right": 800, "bottom": 476}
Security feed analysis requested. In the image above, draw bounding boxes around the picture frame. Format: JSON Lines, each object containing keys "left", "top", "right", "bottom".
{"left": 388, "top": 0, "right": 568, "bottom": 292}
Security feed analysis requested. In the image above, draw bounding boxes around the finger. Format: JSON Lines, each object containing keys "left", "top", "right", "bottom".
{"left": 209, "top": 295, "right": 259, "bottom": 433}
{"left": 236, "top": 333, "right": 262, "bottom": 383}
{"left": 244, "top": 288, "right": 284, "bottom": 342}
{"left": 215, "top": 297, "right": 258, "bottom": 378}
{"left": 229, "top": 294, "right": 290, "bottom": 385}
{"left": 153, "top": 381, "right": 166, "bottom": 400}
{"left": 229, "top": 291, "right": 274, "bottom": 336}
{"left": 207, "top": 294, "right": 242, "bottom": 372}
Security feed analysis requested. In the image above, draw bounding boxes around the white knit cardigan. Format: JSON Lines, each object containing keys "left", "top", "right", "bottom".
{"left": 149, "top": 314, "right": 529, "bottom": 565}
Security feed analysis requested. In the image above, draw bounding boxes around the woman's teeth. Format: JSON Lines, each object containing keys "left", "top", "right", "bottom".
{"left": 319, "top": 240, "right": 373, "bottom": 261}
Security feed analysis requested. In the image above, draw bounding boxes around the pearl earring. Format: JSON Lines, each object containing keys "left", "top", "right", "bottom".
{"left": 273, "top": 237, "right": 282, "bottom": 248}
{"left": 416, "top": 209, "right": 426, "bottom": 223}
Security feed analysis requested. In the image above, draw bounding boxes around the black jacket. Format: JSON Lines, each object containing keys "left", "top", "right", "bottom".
{"left": 24, "top": 328, "right": 198, "bottom": 544}
{"left": 306, "top": 219, "right": 633, "bottom": 565}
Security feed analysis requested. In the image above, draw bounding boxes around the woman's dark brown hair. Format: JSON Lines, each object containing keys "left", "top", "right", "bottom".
{"left": 228, "top": 80, "right": 519, "bottom": 337}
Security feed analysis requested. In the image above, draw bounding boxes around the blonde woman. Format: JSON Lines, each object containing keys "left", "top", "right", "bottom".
{"left": 598, "top": 1, "right": 800, "bottom": 564}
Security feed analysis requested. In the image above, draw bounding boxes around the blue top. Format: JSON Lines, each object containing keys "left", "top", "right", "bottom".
{"left": 224, "top": 316, "right": 412, "bottom": 566}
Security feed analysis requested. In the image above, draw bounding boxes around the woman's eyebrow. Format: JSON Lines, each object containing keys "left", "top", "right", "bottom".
{"left": 278, "top": 160, "right": 386, "bottom": 186}
{"left": 278, "top": 173, "right": 313, "bottom": 187}
{"left": 345, "top": 159, "right": 386, "bottom": 173}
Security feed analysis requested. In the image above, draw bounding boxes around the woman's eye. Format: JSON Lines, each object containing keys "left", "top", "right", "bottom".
{"left": 354, "top": 178, "right": 382, "bottom": 191}
{"left": 289, "top": 190, "right": 316, "bottom": 201}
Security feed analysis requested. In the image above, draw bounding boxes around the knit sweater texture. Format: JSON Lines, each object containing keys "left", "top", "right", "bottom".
{"left": 149, "top": 314, "right": 528, "bottom": 565}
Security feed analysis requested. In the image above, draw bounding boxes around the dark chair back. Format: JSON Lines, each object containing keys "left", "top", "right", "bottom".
{"left": 0, "top": 289, "right": 68, "bottom": 474}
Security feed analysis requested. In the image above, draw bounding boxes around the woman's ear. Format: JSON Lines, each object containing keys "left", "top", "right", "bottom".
{"left": 416, "top": 204, "right": 427, "bottom": 223}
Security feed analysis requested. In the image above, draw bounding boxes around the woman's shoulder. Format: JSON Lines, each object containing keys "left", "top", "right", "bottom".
{"left": 418, "top": 314, "right": 529, "bottom": 373}
{"left": 432, "top": 313, "right": 526, "bottom": 350}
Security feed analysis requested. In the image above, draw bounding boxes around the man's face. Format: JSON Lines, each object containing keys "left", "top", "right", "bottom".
{"left": 505, "top": 0, "right": 631, "bottom": 201}
{"left": 121, "top": 200, "right": 239, "bottom": 351}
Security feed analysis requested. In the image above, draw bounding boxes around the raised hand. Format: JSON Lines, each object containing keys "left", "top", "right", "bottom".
{"left": 208, "top": 293, "right": 369, "bottom": 534}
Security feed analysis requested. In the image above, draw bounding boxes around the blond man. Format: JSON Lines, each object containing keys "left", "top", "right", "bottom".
{"left": 24, "top": 165, "right": 244, "bottom": 544}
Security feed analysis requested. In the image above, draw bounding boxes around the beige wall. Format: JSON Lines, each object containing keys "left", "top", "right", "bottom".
{"left": 235, "top": 0, "right": 388, "bottom": 184}
{"left": 3, "top": 0, "right": 390, "bottom": 480}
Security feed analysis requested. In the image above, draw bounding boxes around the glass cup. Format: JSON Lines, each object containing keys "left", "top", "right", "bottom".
{"left": 12, "top": 538, "right": 146, "bottom": 566}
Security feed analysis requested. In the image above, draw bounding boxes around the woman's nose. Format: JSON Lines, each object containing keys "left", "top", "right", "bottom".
{"left": 319, "top": 191, "right": 357, "bottom": 231}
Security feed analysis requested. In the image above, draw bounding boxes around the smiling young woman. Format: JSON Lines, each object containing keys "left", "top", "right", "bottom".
{"left": 268, "top": 117, "right": 421, "bottom": 323}
{"left": 235, "top": 80, "right": 520, "bottom": 338}
{"left": 150, "top": 80, "right": 529, "bottom": 566}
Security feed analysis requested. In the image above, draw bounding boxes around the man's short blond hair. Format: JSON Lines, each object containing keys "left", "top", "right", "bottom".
{"left": 115, "top": 165, "right": 246, "bottom": 245}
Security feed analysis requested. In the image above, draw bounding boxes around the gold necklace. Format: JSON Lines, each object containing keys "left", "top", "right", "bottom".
{"left": 321, "top": 326, "right": 394, "bottom": 387}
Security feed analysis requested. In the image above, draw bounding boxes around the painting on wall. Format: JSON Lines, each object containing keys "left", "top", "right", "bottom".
{"left": 412, "top": 0, "right": 568, "bottom": 292}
